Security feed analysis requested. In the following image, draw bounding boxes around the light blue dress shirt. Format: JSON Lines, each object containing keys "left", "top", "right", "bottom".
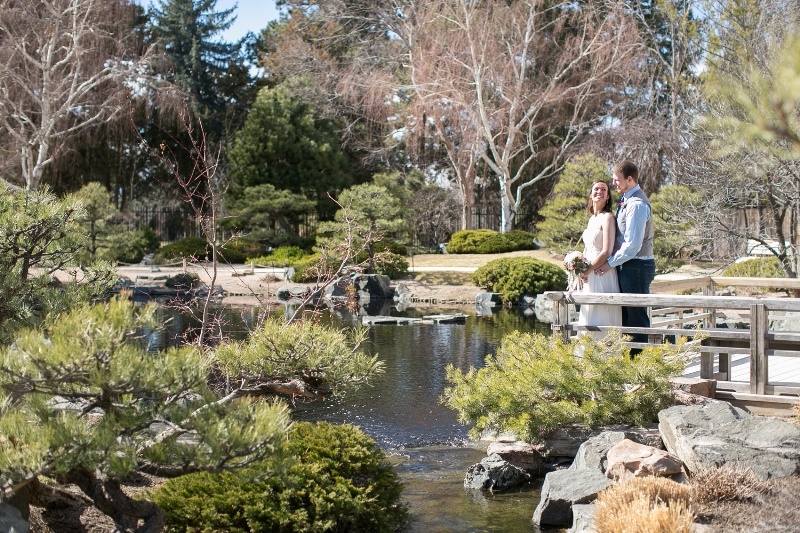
{"left": 608, "top": 185, "right": 654, "bottom": 267}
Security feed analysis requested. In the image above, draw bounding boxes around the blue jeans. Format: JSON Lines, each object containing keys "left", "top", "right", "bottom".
{"left": 617, "top": 259, "right": 656, "bottom": 345}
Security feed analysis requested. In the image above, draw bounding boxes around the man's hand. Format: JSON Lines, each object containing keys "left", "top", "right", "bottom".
{"left": 595, "top": 262, "right": 612, "bottom": 276}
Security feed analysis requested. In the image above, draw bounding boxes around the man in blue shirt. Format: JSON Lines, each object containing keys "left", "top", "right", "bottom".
{"left": 595, "top": 161, "right": 655, "bottom": 351}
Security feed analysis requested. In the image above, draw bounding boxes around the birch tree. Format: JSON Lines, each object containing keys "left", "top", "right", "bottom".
{"left": 0, "top": 0, "right": 152, "bottom": 190}
{"left": 407, "top": 0, "right": 644, "bottom": 232}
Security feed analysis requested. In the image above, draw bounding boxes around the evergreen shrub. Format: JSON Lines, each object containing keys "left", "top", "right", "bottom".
{"left": 164, "top": 272, "right": 200, "bottom": 291}
{"left": 101, "top": 227, "right": 161, "bottom": 264}
{"left": 373, "top": 252, "right": 409, "bottom": 279}
{"left": 475, "top": 230, "right": 537, "bottom": 254}
{"left": 471, "top": 257, "right": 567, "bottom": 302}
{"left": 722, "top": 256, "right": 784, "bottom": 278}
{"left": 445, "top": 229, "right": 497, "bottom": 253}
{"left": 250, "top": 246, "right": 311, "bottom": 267}
{"left": 218, "top": 238, "right": 268, "bottom": 264}
{"left": 290, "top": 253, "right": 330, "bottom": 282}
{"left": 447, "top": 229, "right": 537, "bottom": 254}
{"left": 152, "top": 237, "right": 209, "bottom": 264}
{"left": 442, "top": 331, "right": 690, "bottom": 442}
{"left": 151, "top": 421, "right": 408, "bottom": 533}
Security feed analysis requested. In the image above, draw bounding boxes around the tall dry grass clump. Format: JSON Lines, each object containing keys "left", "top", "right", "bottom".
{"left": 594, "top": 477, "right": 694, "bottom": 533}
{"left": 690, "top": 465, "right": 769, "bottom": 504}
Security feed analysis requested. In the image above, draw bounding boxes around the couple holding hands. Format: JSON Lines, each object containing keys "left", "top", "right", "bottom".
{"left": 576, "top": 160, "right": 656, "bottom": 347}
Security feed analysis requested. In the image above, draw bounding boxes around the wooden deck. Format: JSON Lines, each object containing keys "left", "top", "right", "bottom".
{"left": 544, "top": 276, "right": 800, "bottom": 415}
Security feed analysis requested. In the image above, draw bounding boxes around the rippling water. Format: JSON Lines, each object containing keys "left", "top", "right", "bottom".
{"left": 154, "top": 302, "right": 557, "bottom": 532}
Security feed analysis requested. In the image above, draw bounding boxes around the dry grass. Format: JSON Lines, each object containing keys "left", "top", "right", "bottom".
{"left": 409, "top": 249, "right": 562, "bottom": 268}
{"left": 411, "top": 271, "right": 475, "bottom": 285}
{"left": 690, "top": 465, "right": 770, "bottom": 504}
{"left": 594, "top": 477, "right": 694, "bottom": 533}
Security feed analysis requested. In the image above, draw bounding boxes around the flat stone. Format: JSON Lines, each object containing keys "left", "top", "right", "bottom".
{"left": 532, "top": 468, "right": 613, "bottom": 526}
{"left": 658, "top": 402, "right": 800, "bottom": 479}
{"left": 604, "top": 439, "right": 684, "bottom": 479}
{"left": 486, "top": 441, "right": 544, "bottom": 473}
{"left": 670, "top": 377, "right": 717, "bottom": 398}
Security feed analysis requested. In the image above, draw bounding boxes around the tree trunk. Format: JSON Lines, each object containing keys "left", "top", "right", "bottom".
{"left": 66, "top": 469, "right": 165, "bottom": 533}
{"left": 499, "top": 180, "right": 515, "bottom": 233}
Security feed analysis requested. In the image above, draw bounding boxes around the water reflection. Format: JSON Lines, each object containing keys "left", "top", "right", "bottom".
{"left": 155, "top": 302, "right": 553, "bottom": 533}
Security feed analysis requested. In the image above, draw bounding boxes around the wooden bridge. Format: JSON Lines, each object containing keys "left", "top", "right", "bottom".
{"left": 543, "top": 276, "right": 800, "bottom": 416}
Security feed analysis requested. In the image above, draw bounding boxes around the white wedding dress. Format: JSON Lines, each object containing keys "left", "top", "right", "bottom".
{"left": 577, "top": 216, "right": 622, "bottom": 339}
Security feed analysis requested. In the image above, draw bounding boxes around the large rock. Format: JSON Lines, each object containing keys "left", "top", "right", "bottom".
{"left": 658, "top": 402, "right": 800, "bottom": 479}
{"left": 323, "top": 274, "right": 393, "bottom": 302}
{"left": 537, "top": 425, "right": 662, "bottom": 459}
{"left": 475, "top": 292, "right": 502, "bottom": 306}
{"left": 486, "top": 441, "right": 544, "bottom": 474}
{"left": 569, "top": 429, "right": 663, "bottom": 473}
{"left": 464, "top": 453, "right": 530, "bottom": 491}
{"left": 568, "top": 504, "right": 596, "bottom": 533}
{"left": 0, "top": 502, "right": 28, "bottom": 533}
{"left": 604, "top": 439, "right": 684, "bottom": 479}
{"left": 532, "top": 469, "right": 613, "bottom": 526}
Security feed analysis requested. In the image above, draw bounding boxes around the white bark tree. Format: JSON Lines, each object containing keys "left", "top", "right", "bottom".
{"left": 0, "top": 0, "right": 153, "bottom": 190}
{"left": 407, "top": 0, "right": 644, "bottom": 232}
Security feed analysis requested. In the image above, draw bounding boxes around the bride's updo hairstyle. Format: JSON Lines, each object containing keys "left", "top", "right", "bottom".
{"left": 585, "top": 180, "right": 613, "bottom": 215}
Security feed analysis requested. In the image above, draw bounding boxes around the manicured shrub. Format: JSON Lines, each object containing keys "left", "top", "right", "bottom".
{"left": 218, "top": 238, "right": 268, "bottom": 264}
{"left": 445, "top": 229, "right": 497, "bottom": 254}
{"left": 250, "top": 246, "right": 311, "bottom": 267}
{"left": 373, "top": 251, "right": 409, "bottom": 279}
{"left": 164, "top": 272, "right": 200, "bottom": 291}
{"left": 290, "top": 253, "right": 331, "bottom": 283}
{"left": 471, "top": 257, "right": 567, "bottom": 302}
{"left": 475, "top": 229, "right": 537, "bottom": 254}
{"left": 447, "top": 229, "right": 538, "bottom": 254}
{"left": 593, "top": 477, "right": 694, "bottom": 533}
{"left": 442, "top": 330, "right": 690, "bottom": 441}
{"left": 151, "top": 422, "right": 408, "bottom": 533}
{"left": 100, "top": 227, "right": 161, "bottom": 264}
{"left": 722, "top": 256, "right": 784, "bottom": 278}
{"left": 152, "top": 237, "right": 209, "bottom": 264}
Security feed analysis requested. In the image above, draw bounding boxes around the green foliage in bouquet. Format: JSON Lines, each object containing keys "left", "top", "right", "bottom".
{"left": 442, "top": 331, "right": 691, "bottom": 442}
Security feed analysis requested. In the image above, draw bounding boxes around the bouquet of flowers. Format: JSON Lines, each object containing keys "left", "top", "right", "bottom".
{"left": 563, "top": 251, "right": 590, "bottom": 291}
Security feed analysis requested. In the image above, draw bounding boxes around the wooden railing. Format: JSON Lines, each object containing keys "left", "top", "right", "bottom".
{"left": 542, "top": 282, "right": 800, "bottom": 402}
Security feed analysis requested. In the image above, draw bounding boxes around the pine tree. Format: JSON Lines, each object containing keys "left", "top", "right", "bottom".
{"left": 149, "top": 0, "right": 256, "bottom": 138}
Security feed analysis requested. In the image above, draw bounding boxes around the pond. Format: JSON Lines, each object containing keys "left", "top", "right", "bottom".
{"left": 154, "top": 302, "right": 558, "bottom": 532}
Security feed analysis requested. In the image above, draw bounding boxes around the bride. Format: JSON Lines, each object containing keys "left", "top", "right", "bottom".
{"left": 577, "top": 180, "right": 622, "bottom": 338}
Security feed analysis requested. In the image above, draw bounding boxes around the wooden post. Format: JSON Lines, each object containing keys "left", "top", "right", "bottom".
{"left": 700, "top": 340, "right": 714, "bottom": 379}
{"left": 182, "top": 258, "right": 187, "bottom": 273}
{"left": 749, "top": 303, "right": 768, "bottom": 395}
{"left": 551, "top": 296, "right": 571, "bottom": 343}
{"left": 559, "top": 300, "right": 571, "bottom": 343}
{"left": 702, "top": 284, "right": 715, "bottom": 329}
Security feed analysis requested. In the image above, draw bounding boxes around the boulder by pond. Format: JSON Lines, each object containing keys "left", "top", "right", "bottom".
{"left": 659, "top": 402, "right": 800, "bottom": 479}
{"left": 463, "top": 453, "right": 531, "bottom": 491}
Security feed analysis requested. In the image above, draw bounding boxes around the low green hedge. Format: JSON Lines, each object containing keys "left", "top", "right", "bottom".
{"left": 152, "top": 237, "right": 209, "bottom": 264}
{"left": 472, "top": 257, "right": 567, "bottom": 303}
{"left": 250, "top": 246, "right": 312, "bottom": 267}
{"left": 446, "top": 229, "right": 537, "bottom": 254}
{"left": 218, "top": 238, "right": 268, "bottom": 264}
{"left": 722, "top": 256, "right": 784, "bottom": 278}
{"left": 150, "top": 422, "right": 408, "bottom": 533}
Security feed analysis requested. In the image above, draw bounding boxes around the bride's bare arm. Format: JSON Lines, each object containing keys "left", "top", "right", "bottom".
{"left": 589, "top": 213, "right": 616, "bottom": 269}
